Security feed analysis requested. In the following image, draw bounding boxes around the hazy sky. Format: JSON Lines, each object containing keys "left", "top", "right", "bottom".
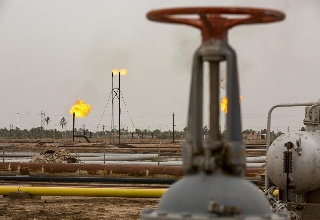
{"left": 0, "top": 0, "right": 319, "bottom": 133}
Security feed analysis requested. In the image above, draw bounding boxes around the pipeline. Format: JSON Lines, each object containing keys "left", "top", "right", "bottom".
{"left": 0, "top": 176, "right": 274, "bottom": 187}
{"left": 0, "top": 185, "right": 166, "bottom": 198}
{"left": 73, "top": 135, "right": 91, "bottom": 143}
{"left": 0, "top": 185, "right": 278, "bottom": 198}
{"left": 0, "top": 176, "right": 177, "bottom": 185}
{"left": 0, "top": 162, "right": 182, "bottom": 178}
{"left": 0, "top": 162, "right": 264, "bottom": 178}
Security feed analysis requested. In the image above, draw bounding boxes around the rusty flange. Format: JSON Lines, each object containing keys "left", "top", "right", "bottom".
{"left": 147, "top": 7, "right": 285, "bottom": 41}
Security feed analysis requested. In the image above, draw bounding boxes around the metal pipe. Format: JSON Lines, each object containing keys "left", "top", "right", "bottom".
{"left": 185, "top": 48, "right": 203, "bottom": 152}
{"left": 225, "top": 45, "right": 242, "bottom": 141}
{"left": 0, "top": 176, "right": 177, "bottom": 185}
{"left": 0, "top": 176, "right": 269, "bottom": 186}
{"left": 0, "top": 162, "right": 264, "bottom": 178}
{"left": 209, "top": 62, "right": 220, "bottom": 141}
{"left": 0, "top": 162, "right": 183, "bottom": 177}
{"left": 0, "top": 186, "right": 166, "bottom": 198}
{"left": 220, "top": 44, "right": 246, "bottom": 177}
{"left": 182, "top": 48, "right": 203, "bottom": 173}
{"left": 0, "top": 185, "right": 277, "bottom": 198}
{"left": 305, "top": 103, "right": 320, "bottom": 129}
{"left": 265, "top": 102, "right": 316, "bottom": 189}
{"left": 112, "top": 71, "right": 114, "bottom": 143}
{"left": 72, "top": 112, "right": 75, "bottom": 141}
{"left": 158, "top": 143, "right": 160, "bottom": 166}
{"left": 119, "top": 71, "right": 121, "bottom": 144}
{"left": 73, "top": 135, "right": 90, "bottom": 143}
{"left": 172, "top": 113, "right": 175, "bottom": 143}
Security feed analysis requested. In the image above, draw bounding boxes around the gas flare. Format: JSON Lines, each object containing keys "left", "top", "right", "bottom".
{"left": 69, "top": 100, "right": 91, "bottom": 118}
{"left": 112, "top": 68, "right": 127, "bottom": 75}
{"left": 220, "top": 96, "right": 242, "bottom": 113}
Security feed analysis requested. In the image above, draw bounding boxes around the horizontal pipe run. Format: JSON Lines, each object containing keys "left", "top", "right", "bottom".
{"left": 0, "top": 176, "right": 274, "bottom": 187}
{"left": 0, "top": 186, "right": 166, "bottom": 198}
{"left": 246, "top": 156, "right": 265, "bottom": 163}
{"left": 0, "top": 185, "right": 278, "bottom": 197}
{"left": 0, "top": 176, "right": 177, "bottom": 185}
{"left": 246, "top": 149, "right": 266, "bottom": 152}
{"left": 0, "top": 162, "right": 264, "bottom": 178}
{"left": 0, "top": 151, "right": 265, "bottom": 158}
{"left": 0, "top": 162, "right": 183, "bottom": 178}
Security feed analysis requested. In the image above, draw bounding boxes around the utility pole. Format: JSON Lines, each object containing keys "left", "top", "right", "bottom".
{"left": 16, "top": 111, "right": 20, "bottom": 129}
{"left": 172, "top": 112, "right": 175, "bottom": 143}
{"left": 112, "top": 71, "right": 115, "bottom": 144}
{"left": 118, "top": 70, "right": 121, "bottom": 144}
{"left": 112, "top": 68, "right": 127, "bottom": 145}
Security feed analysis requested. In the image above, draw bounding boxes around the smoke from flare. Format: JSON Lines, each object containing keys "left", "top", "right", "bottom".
{"left": 69, "top": 100, "right": 91, "bottom": 118}
{"left": 220, "top": 96, "right": 243, "bottom": 113}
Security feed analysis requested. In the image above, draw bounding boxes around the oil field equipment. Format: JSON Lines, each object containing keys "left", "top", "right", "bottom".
{"left": 267, "top": 102, "right": 320, "bottom": 219}
{"left": 141, "top": 7, "right": 289, "bottom": 220}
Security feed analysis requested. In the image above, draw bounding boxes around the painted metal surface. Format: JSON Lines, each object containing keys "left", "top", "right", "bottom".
{"left": 143, "top": 6, "right": 287, "bottom": 220}
{"left": 0, "top": 186, "right": 166, "bottom": 198}
{"left": 265, "top": 102, "right": 316, "bottom": 189}
{"left": 267, "top": 131, "right": 320, "bottom": 194}
{"left": 0, "top": 185, "right": 279, "bottom": 199}
{"left": 147, "top": 7, "right": 285, "bottom": 42}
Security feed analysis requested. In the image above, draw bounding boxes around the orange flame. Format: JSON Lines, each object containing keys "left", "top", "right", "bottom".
{"left": 220, "top": 97, "right": 228, "bottom": 113}
{"left": 69, "top": 100, "right": 91, "bottom": 118}
{"left": 220, "top": 96, "right": 243, "bottom": 113}
{"left": 112, "top": 68, "right": 127, "bottom": 75}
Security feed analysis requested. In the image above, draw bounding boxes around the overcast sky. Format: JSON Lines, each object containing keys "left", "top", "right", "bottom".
{"left": 0, "top": 0, "right": 319, "bottom": 133}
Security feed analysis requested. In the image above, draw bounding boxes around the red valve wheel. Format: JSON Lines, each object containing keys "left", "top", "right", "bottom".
{"left": 147, "top": 7, "right": 285, "bottom": 42}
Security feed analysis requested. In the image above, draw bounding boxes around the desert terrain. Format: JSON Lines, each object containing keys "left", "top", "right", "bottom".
{"left": 0, "top": 138, "right": 266, "bottom": 220}
{"left": 0, "top": 196, "right": 159, "bottom": 220}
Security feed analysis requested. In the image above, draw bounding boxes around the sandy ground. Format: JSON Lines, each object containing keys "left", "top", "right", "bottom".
{"left": 0, "top": 196, "right": 159, "bottom": 220}
{"left": 0, "top": 139, "right": 266, "bottom": 220}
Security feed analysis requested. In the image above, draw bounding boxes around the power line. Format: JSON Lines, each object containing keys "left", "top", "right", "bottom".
{"left": 96, "top": 91, "right": 113, "bottom": 130}
{"left": 120, "top": 92, "right": 136, "bottom": 130}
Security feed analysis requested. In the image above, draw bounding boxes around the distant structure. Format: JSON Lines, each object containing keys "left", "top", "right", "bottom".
{"left": 41, "top": 111, "right": 46, "bottom": 129}
{"left": 16, "top": 111, "right": 20, "bottom": 129}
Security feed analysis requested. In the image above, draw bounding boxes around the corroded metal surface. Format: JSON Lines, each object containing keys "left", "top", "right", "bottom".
{"left": 0, "top": 162, "right": 263, "bottom": 178}
{"left": 0, "top": 162, "right": 182, "bottom": 178}
{"left": 245, "top": 168, "right": 265, "bottom": 178}
{"left": 147, "top": 7, "right": 285, "bottom": 41}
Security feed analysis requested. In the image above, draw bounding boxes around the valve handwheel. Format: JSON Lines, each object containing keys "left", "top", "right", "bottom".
{"left": 147, "top": 7, "right": 285, "bottom": 42}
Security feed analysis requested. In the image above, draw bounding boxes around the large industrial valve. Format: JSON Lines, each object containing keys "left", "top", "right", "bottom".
{"left": 142, "top": 7, "right": 286, "bottom": 220}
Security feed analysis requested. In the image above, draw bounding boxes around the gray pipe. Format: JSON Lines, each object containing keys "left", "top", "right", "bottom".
{"left": 183, "top": 48, "right": 203, "bottom": 174}
{"left": 209, "top": 62, "right": 220, "bottom": 141}
{"left": 224, "top": 45, "right": 242, "bottom": 141}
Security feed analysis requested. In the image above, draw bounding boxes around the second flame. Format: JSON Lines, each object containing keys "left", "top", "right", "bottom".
{"left": 69, "top": 100, "right": 91, "bottom": 118}
{"left": 220, "top": 96, "right": 242, "bottom": 113}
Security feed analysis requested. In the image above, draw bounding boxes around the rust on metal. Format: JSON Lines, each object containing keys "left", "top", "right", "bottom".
{"left": 245, "top": 168, "right": 265, "bottom": 178}
{"left": 147, "top": 7, "right": 285, "bottom": 42}
{"left": 0, "top": 162, "right": 182, "bottom": 178}
{"left": 0, "top": 162, "right": 263, "bottom": 179}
